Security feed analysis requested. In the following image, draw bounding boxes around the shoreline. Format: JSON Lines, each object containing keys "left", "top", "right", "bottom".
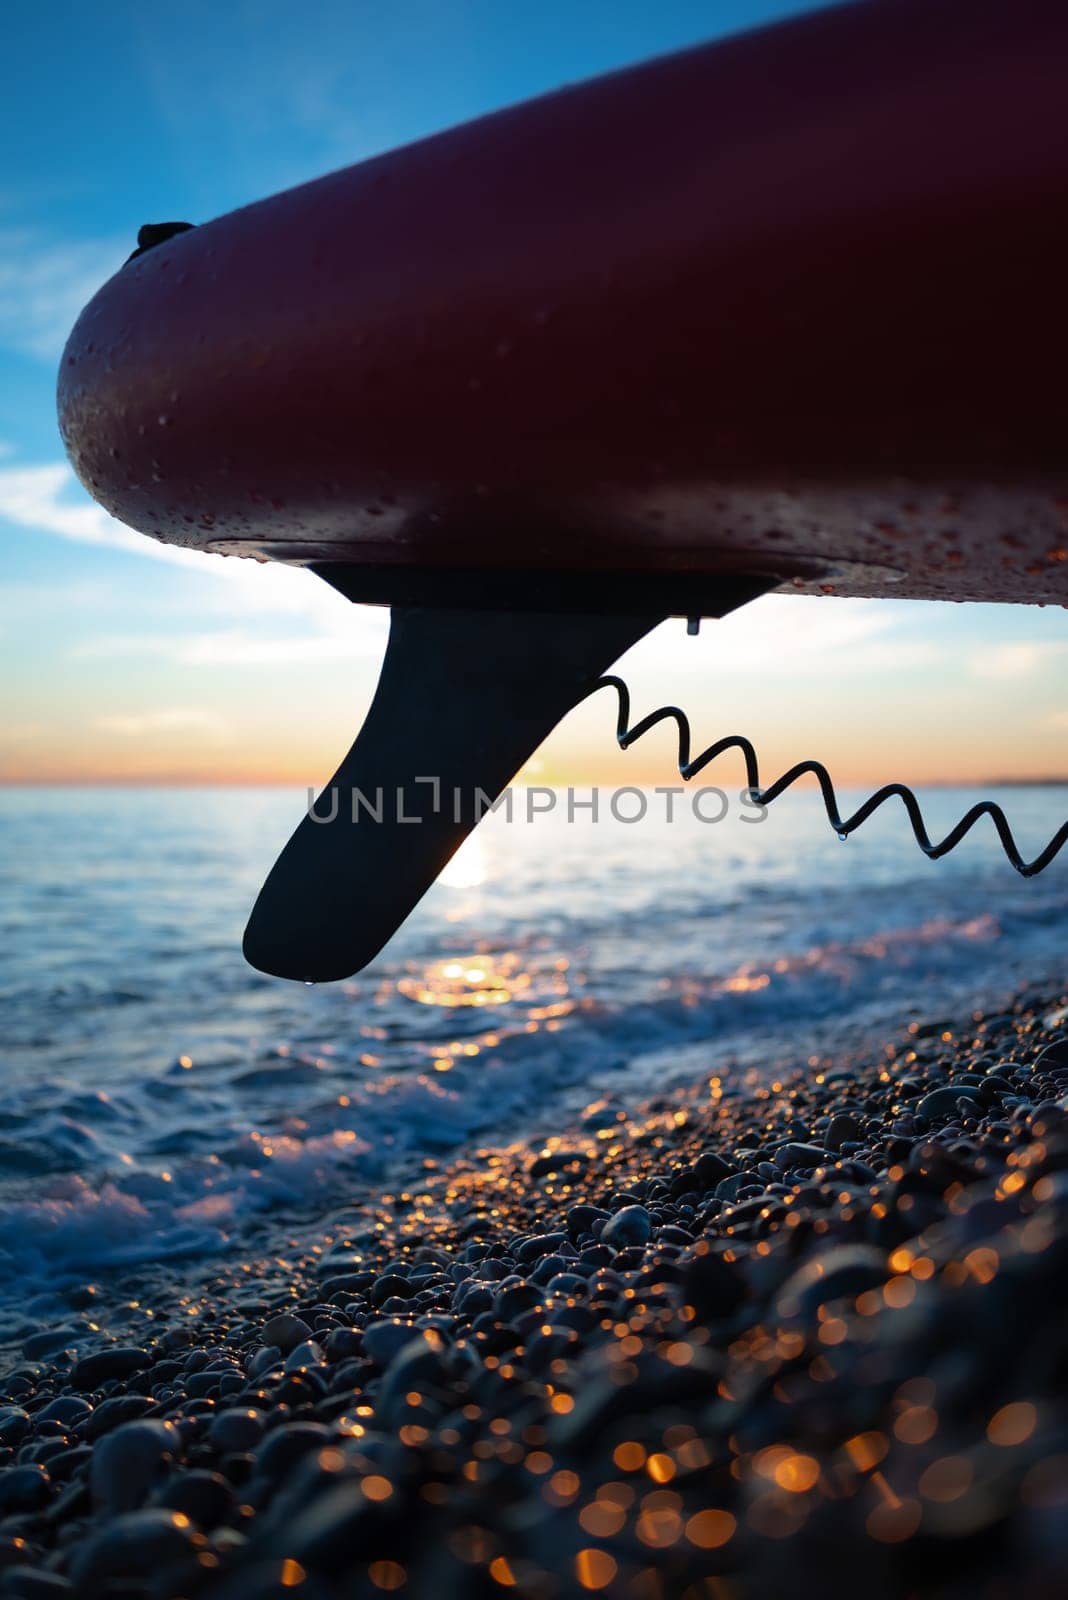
{"left": 1, "top": 982, "right": 1067, "bottom": 1597}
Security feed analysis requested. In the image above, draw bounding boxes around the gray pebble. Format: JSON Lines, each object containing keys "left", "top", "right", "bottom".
{"left": 84, "top": 1395, "right": 153, "bottom": 1441}
{"left": 1035, "top": 1038, "right": 1068, "bottom": 1070}
{"left": 773, "top": 1142, "right": 830, "bottom": 1171}
{"left": 69, "top": 1346, "right": 151, "bottom": 1391}
{"left": 253, "top": 1422, "right": 332, "bottom": 1482}
{"left": 362, "top": 1319, "right": 421, "bottom": 1369}
{"left": 826, "top": 1112, "right": 863, "bottom": 1150}
{"left": 689, "top": 1150, "right": 731, "bottom": 1188}
{"left": 323, "top": 1328, "right": 363, "bottom": 1363}
{"left": 917, "top": 1086, "right": 983, "bottom": 1121}
{"left": 285, "top": 1340, "right": 326, "bottom": 1372}
{"left": 247, "top": 1345, "right": 282, "bottom": 1379}
{"left": 370, "top": 1274, "right": 413, "bottom": 1307}
{"left": 69, "top": 1508, "right": 204, "bottom": 1589}
{"left": 714, "top": 1172, "right": 749, "bottom": 1203}
{"left": 516, "top": 1231, "right": 568, "bottom": 1263}
{"left": 90, "top": 1419, "right": 179, "bottom": 1513}
{"left": 260, "top": 1313, "right": 314, "bottom": 1354}
{"left": 566, "top": 1204, "right": 609, "bottom": 1237}
{"left": 0, "top": 1463, "right": 52, "bottom": 1514}
{"left": 601, "top": 1205, "right": 652, "bottom": 1249}
{"left": 373, "top": 1332, "right": 451, "bottom": 1426}
{"left": 208, "top": 1408, "right": 265, "bottom": 1453}
{"left": 0, "top": 1407, "right": 31, "bottom": 1446}
{"left": 154, "top": 1468, "right": 234, "bottom": 1530}
{"left": 20, "top": 1329, "right": 80, "bottom": 1362}
{"left": 36, "top": 1396, "right": 92, "bottom": 1427}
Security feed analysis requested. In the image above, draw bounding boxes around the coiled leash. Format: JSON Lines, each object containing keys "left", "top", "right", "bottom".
{"left": 593, "top": 674, "right": 1068, "bottom": 877}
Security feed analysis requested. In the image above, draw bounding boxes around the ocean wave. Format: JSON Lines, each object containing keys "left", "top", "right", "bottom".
{"left": 0, "top": 785, "right": 1063, "bottom": 1293}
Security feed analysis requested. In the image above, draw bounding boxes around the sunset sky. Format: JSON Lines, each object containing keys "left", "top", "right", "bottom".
{"left": 2, "top": 0, "right": 1065, "bottom": 790}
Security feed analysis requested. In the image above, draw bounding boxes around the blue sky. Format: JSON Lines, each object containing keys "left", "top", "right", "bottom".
{"left": 1, "top": 0, "right": 1065, "bottom": 785}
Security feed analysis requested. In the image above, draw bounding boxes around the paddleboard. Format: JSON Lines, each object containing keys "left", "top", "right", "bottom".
{"left": 56, "top": 0, "right": 1068, "bottom": 980}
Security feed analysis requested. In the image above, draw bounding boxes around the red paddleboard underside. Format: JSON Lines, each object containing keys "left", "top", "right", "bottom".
{"left": 59, "top": 0, "right": 1068, "bottom": 608}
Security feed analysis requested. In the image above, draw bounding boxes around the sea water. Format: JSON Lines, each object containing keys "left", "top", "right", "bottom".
{"left": 0, "top": 784, "right": 1064, "bottom": 1290}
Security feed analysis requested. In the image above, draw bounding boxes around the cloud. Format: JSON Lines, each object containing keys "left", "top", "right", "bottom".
{"left": 0, "top": 456, "right": 389, "bottom": 645}
{"left": 0, "top": 228, "right": 127, "bottom": 361}
{"left": 178, "top": 626, "right": 384, "bottom": 665}
{"left": 95, "top": 707, "right": 227, "bottom": 740}
{"left": 625, "top": 595, "right": 936, "bottom": 681}
{"left": 0, "top": 461, "right": 208, "bottom": 568}
{"left": 75, "top": 623, "right": 386, "bottom": 667}
{"left": 971, "top": 642, "right": 1068, "bottom": 680}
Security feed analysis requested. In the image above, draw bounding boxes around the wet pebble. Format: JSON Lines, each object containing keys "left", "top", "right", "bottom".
{"left": 19, "top": 1330, "right": 81, "bottom": 1362}
{"left": 826, "top": 1111, "right": 863, "bottom": 1150}
{"left": 68, "top": 1508, "right": 205, "bottom": 1590}
{"left": 284, "top": 1341, "right": 326, "bottom": 1373}
{"left": 247, "top": 1345, "right": 282, "bottom": 1379}
{"left": 601, "top": 1204, "right": 652, "bottom": 1249}
{"left": 917, "top": 1085, "right": 984, "bottom": 1121}
{"left": 566, "top": 1203, "right": 608, "bottom": 1237}
{"left": 69, "top": 1347, "right": 151, "bottom": 1391}
{"left": 35, "top": 1398, "right": 92, "bottom": 1428}
{"left": 84, "top": 1394, "right": 153, "bottom": 1441}
{"left": 209, "top": 1408, "right": 265, "bottom": 1453}
{"left": 0, "top": 1411, "right": 31, "bottom": 1448}
{"left": 0, "top": 1464, "right": 51, "bottom": 1514}
{"left": 361, "top": 1320, "right": 420, "bottom": 1369}
{"left": 253, "top": 1423, "right": 332, "bottom": 1486}
{"left": 260, "top": 1313, "right": 314, "bottom": 1354}
{"left": 154, "top": 1467, "right": 234, "bottom": 1529}
{"left": 90, "top": 1420, "right": 179, "bottom": 1513}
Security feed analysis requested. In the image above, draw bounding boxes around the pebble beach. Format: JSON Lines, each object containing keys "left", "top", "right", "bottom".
{"left": 2, "top": 980, "right": 1067, "bottom": 1599}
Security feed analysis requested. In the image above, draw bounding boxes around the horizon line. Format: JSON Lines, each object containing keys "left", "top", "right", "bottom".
{"left": 2, "top": 775, "right": 1067, "bottom": 791}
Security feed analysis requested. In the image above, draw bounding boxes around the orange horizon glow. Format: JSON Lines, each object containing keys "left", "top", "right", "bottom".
{"left": 2, "top": 741, "right": 1064, "bottom": 790}
{"left": 2, "top": 579, "right": 1065, "bottom": 794}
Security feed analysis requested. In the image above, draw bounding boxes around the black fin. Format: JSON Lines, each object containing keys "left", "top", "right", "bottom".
{"left": 242, "top": 606, "right": 660, "bottom": 981}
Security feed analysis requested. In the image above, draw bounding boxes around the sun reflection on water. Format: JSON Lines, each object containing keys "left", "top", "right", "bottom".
{"left": 437, "top": 833, "right": 486, "bottom": 889}
{"left": 397, "top": 951, "right": 532, "bottom": 1008}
